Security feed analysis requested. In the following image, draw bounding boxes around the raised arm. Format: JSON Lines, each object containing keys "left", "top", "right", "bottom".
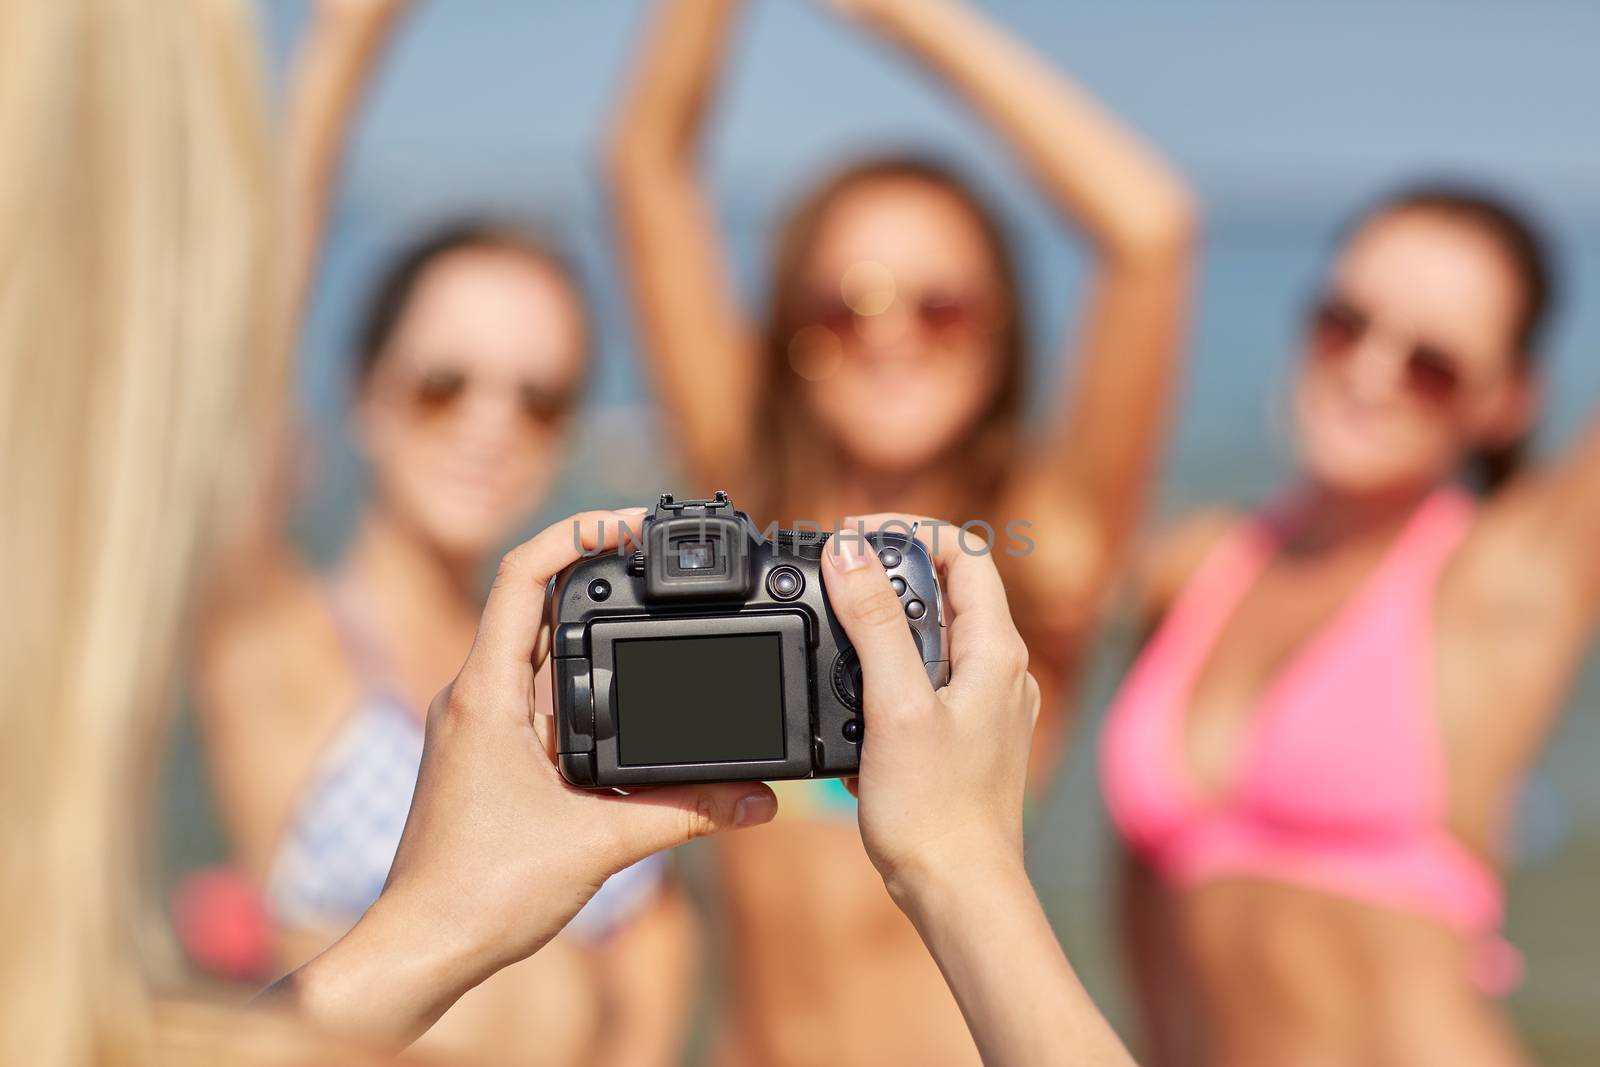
{"left": 285, "top": 0, "right": 411, "bottom": 312}
{"left": 836, "top": 0, "right": 1196, "bottom": 608}
{"left": 1464, "top": 408, "right": 1600, "bottom": 640}
{"left": 202, "top": 0, "right": 409, "bottom": 601}
{"left": 1520, "top": 411, "right": 1600, "bottom": 617}
{"left": 604, "top": 0, "right": 759, "bottom": 493}
{"left": 200, "top": 4, "right": 413, "bottom": 876}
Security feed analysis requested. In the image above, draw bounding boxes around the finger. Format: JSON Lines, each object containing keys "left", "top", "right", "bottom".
{"left": 466, "top": 507, "right": 647, "bottom": 689}
{"left": 535, "top": 712, "right": 556, "bottom": 761}
{"left": 601, "top": 782, "right": 779, "bottom": 863}
{"left": 842, "top": 513, "right": 1023, "bottom": 694}
{"left": 838, "top": 512, "right": 941, "bottom": 567}
{"left": 532, "top": 659, "right": 556, "bottom": 756}
{"left": 822, "top": 532, "right": 933, "bottom": 715}
{"left": 531, "top": 658, "right": 556, "bottom": 718}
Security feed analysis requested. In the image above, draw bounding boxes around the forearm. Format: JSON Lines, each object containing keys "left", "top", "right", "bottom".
{"left": 606, "top": 0, "right": 744, "bottom": 165}
{"left": 182, "top": 9, "right": 398, "bottom": 591}
{"left": 605, "top": 0, "right": 758, "bottom": 478}
{"left": 1048, "top": 245, "right": 1192, "bottom": 546}
{"left": 262, "top": 889, "right": 496, "bottom": 1051}
{"left": 853, "top": 0, "right": 1192, "bottom": 258}
{"left": 285, "top": 3, "right": 408, "bottom": 303}
{"left": 896, "top": 857, "right": 1136, "bottom": 1067}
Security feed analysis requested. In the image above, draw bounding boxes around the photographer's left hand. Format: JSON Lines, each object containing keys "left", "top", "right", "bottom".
{"left": 270, "top": 509, "right": 777, "bottom": 1048}
{"left": 822, "top": 514, "right": 1135, "bottom": 1067}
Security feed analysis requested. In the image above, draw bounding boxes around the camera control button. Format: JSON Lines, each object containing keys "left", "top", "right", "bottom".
{"left": 587, "top": 579, "right": 611, "bottom": 601}
{"left": 889, "top": 576, "right": 907, "bottom": 597}
{"left": 905, "top": 599, "right": 926, "bottom": 620}
{"left": 766, "top": 565, "right": 804, "bottom": 600}
{"left": 843, "top": 718, "right": 863, "bottom": 744}
{"left": 832, "top": 648, "right": 863, "bottom": 711}
{"left": 877, "top": 546, "right": 902, "bottom": 569}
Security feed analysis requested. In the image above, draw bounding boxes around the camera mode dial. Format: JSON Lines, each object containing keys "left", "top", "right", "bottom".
{"left": 831, "top": 647, "right": 864, "bottom": 711}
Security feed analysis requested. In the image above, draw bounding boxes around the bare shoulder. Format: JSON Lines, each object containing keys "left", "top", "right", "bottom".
{"left": 1136, "top": 508, "right": 1240, "bottom": 622}
{"left": 197, "top": 558, "right": 349, "bottom": 734}
{"left": 196, "top": 559, "right": 359, "bottom": 867}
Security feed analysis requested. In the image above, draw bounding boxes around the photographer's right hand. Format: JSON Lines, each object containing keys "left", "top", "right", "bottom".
{"left": 267, "top": 510, "right": 776, "bottom": 1049}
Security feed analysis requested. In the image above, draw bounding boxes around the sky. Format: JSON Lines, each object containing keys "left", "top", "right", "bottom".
{"left": 258, "top": 0, "right": 1600, "bottom": 230}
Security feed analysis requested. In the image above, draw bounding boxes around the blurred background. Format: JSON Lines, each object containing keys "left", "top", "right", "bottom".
{"left": 163, "top": 1, "right": 1600, "bottom": 1061}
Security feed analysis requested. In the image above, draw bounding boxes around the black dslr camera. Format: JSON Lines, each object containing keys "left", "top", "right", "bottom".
{"left": 549, "top": 492, "right": 948, "bottom": 788}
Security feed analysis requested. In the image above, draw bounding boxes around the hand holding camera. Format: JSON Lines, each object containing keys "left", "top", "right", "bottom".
{"left": 820, "top": 514, "right": 1039, "bottom": 905}
{"left": 825, "top": 516, "right": 1131, "bottom": 1067}
{"left": 282, "top": 509, "right": 778, "bottom": 1047}
{"left": 549, "top": 492, "right": 949, "bottom": 788}
{"left": 286, "top": 500, "right": 1102, "bottom": 1064}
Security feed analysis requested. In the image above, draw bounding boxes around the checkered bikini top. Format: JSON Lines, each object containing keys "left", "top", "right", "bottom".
{"left": 263, "top": 574, "right": 426, "bottom": 931}
{"left": 264, "top": 572, "right": 666, "bottom": 939}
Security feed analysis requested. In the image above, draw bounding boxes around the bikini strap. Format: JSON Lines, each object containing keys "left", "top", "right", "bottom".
{"left": 1401, "top": 486, "right": 1477, "bottom": 576}
{"left": 1163, "top": 502, "right": 1284, "bottom": 629}
{"left": 1349, "top": 486, "right": 1479, "bottom": 605}
{"left": 322, "top": 569, "right": 407, "bottom": 702}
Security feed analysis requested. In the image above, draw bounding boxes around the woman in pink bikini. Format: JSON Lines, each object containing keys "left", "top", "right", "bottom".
{"left": 1101, "top": 185, "right": 1597, "bottom": 1066}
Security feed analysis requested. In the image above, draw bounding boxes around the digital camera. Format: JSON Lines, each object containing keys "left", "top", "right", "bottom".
{"left": 548, "top": 492, "right": 949, "bottom": 788}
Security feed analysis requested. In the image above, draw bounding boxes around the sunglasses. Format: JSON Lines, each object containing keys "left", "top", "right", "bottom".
{"left": 1306, "top": 295, "right": 1466, "bottom": 405}
{"left": 406, "top": 367, "right": 576, "bottom": 427}
{"left": 803, "top": 289, "right": 993, "bottom": 340}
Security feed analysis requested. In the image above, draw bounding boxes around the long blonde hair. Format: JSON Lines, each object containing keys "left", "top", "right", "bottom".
{"left": 0, "top": 0, "right": 287, "bottom": 1062}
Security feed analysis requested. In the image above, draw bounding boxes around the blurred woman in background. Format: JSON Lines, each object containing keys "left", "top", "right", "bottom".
{"left": 198, "top": 3, "right": 697, "bottom": 1064}
{"left": 1103, "top": 186, "right": 1600, "bottom": 1067}
{"left": 608, "top": 0, "right": 1194, "bottom": 1062}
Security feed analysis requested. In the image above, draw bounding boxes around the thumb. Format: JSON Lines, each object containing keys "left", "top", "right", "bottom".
{"left": 821, "top": 533, "right": 933, "bottom": 712}
{"left": 601, "top": 783, "right": 778, "bottom": 864}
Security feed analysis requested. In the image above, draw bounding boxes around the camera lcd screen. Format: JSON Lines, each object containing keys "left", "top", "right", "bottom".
{"left": 614, "top": 634, "right": 786, "bottom": 766}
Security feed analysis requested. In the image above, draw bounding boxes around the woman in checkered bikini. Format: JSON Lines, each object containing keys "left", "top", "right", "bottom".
{"left": 197, "top": 4, "right": 695, "bottom": 1065}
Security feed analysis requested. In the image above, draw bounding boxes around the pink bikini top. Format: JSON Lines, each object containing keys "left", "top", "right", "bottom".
{"left": 1101, "top": 488, "right": 1512, "bottom": 967}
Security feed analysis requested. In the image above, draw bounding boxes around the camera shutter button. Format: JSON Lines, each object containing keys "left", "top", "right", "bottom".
{"left": 587, "top": 579, "right": 611, "bottom": 601}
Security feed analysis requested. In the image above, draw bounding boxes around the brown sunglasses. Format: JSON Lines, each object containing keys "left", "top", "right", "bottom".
{"left": 1306, "top": 295, "right": 1466, "bottom": 405}
{"left": 408, "top": 367, "right": 577, "bottom": 425}
{"left": 804, "top": 289, "right": 993, "bottom": 339}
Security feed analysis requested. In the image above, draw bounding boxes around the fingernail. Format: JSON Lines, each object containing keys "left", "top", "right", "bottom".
{"left": 831, "top": 536, "right": 868, "bottom": 571}
{"left": 616, "top": 506, "right": 648, "bottom": 516}
{"left": 735, "top": 791, "right": 777, "bottom": 826}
